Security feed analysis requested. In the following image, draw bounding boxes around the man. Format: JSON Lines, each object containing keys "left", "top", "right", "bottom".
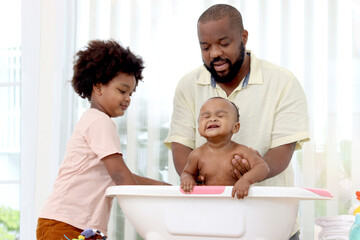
{"left": 164, "top": 4, "right": 309, "bottom": 239}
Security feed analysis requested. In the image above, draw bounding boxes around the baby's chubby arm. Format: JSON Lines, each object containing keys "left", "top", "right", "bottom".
{"left": 232, "top": 146, "right": 270, "bottom": 199}
{"left": 180, "top": 150, "right": 201, "bottom": 193}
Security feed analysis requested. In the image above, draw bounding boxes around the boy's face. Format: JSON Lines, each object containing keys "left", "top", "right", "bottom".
{"left": 198, "top": 98, "right": 240, "bottom": 139}
{"left": 93, "top": 72, "right": 136, "bottom": 118}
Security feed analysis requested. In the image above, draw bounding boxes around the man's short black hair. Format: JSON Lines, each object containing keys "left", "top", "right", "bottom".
{"left": 198, "top": 4, "right": 244, "bottom": 32}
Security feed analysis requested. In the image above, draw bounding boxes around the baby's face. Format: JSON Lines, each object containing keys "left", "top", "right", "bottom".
{"left": 198, "top": 98, "right": 239, "bottom": 139}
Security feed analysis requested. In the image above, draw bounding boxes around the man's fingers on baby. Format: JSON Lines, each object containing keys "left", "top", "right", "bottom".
{"left": 232, "top": 158, "right": 249, "bottom": 176}
{"left": 232, "top": 157, "right": 243, "bottom": 171}
{"left": 241, "top": 159, "right": 251, "bottom": 171}
{"left": 233, "top": 169, "right": 241, "bottom": 179}
{"left": 196, "top": 175, "right": 205, "bottom": 185}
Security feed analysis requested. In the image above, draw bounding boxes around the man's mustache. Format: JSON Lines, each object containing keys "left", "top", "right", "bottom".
{"left": 210, "top": 57, "right": 230, "bottom": 67}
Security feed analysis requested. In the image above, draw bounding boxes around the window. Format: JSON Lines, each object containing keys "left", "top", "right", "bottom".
{"left": 21, "top": 1, "right": 358, "bottom": 239}
{"left": 0, "top": 0, "right": 21, "bottom": 239}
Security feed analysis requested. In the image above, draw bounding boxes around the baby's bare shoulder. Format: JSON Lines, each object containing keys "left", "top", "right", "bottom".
{"left": 189, "top": 145, "right": 206, "bottom": 159}
{"left": 232, "top": 142, "right": 250, "bottom": 151}
{"left": 232, "top": 143, "right": 254, "bottom": 156}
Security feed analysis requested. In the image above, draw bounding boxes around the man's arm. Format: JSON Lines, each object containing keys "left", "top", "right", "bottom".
{"left": 232, "top": 142, "right": 296, "bottom": 180}
{"left": 171, "top": 142, "right": 193, "bottom": 176}
{"left": 263, "top": 142, "right": 296, "bottom": 178}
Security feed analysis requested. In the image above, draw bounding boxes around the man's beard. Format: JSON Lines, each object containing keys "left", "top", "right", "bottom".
{"left": 204, "top": 42, "right": 245, "bottom": 84}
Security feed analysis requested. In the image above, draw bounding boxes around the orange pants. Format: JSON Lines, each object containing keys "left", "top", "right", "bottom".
{"left": 36, "top": 218, "right": 104, "bottom": 240}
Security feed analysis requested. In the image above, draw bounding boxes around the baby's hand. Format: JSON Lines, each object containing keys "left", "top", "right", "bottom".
{"left": 232, "top": 177, "right": 251, "bottom": 199}
{"left": 180, "top": 175, "right": 196, "bottom": 193}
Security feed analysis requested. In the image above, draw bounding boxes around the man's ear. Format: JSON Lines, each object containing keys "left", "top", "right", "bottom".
{"left": 241, "top": 29, "right": 248, "bottom": 45}
{"left": 232, "top": 122, "right": 240, "bottom": 133}
{"left": 93, "top": 83, "right": 102, "bottom": 95}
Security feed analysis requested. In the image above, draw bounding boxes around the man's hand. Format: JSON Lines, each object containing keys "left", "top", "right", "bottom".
{"left": 196, "top": 174, "right": 206, "bottom": 185}
{"left": 232, "top": 155, "right": 251, "bottom": 179}
{"left": 231, "top": 148, "right": 262, "bottom": 178}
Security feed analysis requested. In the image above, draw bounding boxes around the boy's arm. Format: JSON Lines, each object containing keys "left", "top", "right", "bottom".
{"left": 103, "top": 153, "right": 171, "bottom": 185}
{"left": 102, "top": 153, "right": 138, "bottom": 185}
{"left": 133, "top": 174, "right": 171, "bottom": 185}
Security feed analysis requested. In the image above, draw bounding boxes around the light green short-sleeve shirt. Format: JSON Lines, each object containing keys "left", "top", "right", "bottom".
{"left": 164, "top": 51, "right": 309, "bottom": 187}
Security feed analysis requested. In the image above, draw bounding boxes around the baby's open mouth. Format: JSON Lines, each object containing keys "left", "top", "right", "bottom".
{"left": 207, "top": 124, "right": 219, "bottom": 129}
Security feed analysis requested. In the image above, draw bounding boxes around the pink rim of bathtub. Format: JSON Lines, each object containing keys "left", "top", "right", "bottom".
{"left": 180, "top": 186, "right": 226, "bottom": 194}
{"left": 302, "top": 187, "right": 334, "bottom": 198}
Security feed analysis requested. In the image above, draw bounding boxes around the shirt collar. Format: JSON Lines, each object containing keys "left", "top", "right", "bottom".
{"left": 210, "top": 70, "right": 251, "bottom": 88}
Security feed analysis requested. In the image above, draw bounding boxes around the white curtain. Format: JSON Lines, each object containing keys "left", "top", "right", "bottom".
{"left": 31, "top": 0, "right": 359, "bottom": 239}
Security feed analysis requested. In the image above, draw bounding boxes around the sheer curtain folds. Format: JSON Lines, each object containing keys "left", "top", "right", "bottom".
{"left": 71, "top": 1, "right": 359, "bottom": 239}
{"left": 22, "top": 0, "right": 360, "bottom": 239}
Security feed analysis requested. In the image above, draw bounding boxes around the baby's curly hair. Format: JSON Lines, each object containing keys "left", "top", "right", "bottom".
{"left": 72, "top": 39, "right": 144, "bottom": 101}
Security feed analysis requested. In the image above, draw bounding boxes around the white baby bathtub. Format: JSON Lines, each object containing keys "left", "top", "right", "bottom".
{"left": 106, "top": 186, "right": 333, "bottom": 240}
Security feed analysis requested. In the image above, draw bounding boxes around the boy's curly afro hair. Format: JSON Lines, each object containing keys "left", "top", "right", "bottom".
{"left": 72, "top": 39, "right": 144, "bottom": 101}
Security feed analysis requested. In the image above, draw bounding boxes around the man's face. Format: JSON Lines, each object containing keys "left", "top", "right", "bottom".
{"left": 198, "top": 17, "right": 247, "bottom": 83}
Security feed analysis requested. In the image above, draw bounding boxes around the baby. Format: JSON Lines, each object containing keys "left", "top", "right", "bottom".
{"left": 180, "top": 97, "right": 269, "bottom": 199}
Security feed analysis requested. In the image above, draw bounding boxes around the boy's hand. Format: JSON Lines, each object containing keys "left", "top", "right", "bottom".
{"left": 232, "top": 177, "right": 251, "bottom": 199}
{"left": 180, "top": 174, "right": 196, "bottom": 193}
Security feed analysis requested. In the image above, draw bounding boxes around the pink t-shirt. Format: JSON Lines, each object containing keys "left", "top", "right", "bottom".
{"left": 39, "top": 108, "right": 121, "bottom": 235}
